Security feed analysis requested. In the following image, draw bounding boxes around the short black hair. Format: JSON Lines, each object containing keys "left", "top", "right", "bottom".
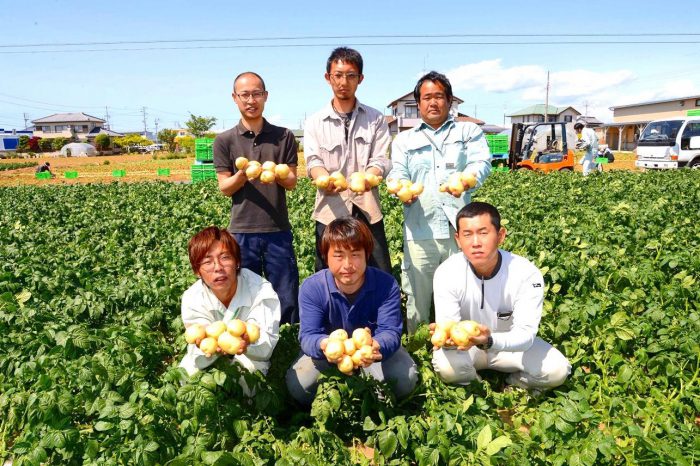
{"left": 326, "top": 47, "right": 363, "bottom": 74}
{"left": 413, "top": 71, "right": 453, "bottom": 103}
{"left": 233, "top": 71, "right": 266, "bottom": 91}
{"left": 574, "top": 122, "right": 585, "bottom": 130}
{"left": 456, "top": 201, "right": 501, "bottom": 231}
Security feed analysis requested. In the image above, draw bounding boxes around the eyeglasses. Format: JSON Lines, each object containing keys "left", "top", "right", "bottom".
{"left": 235, "top": 91, "right": 266, "bottom": 101}
{"left": 329, "top": 72, "right": 360, "bottom": 82}
{"left": 199, "top": 254, "right": 235, "bottom": 271}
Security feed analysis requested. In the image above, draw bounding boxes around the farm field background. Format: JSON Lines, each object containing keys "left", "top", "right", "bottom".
{"left": 1, "top": 170, "right": 698, "bottom": 465}
{"left": 0, "top": 150, "right": 638, "bottom": 187}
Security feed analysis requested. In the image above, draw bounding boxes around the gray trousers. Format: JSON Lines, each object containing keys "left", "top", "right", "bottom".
{"left": 285, "top": 347, "right": 418, "bottom": 406}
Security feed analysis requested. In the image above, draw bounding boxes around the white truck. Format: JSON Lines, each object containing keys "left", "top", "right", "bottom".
{"left": 635, "top": 116, "right": 700, "bottom": 169}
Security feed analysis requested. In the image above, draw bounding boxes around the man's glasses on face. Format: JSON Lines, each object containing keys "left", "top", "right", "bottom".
{"left": 330, "top": 72, "right": 360, "bottom": 82}
{"left": 235, "top": 91, "right": 266, "bottom": 101}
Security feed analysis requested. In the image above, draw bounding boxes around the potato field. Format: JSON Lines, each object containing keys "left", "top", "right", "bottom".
{"left": 1, "top": 170, "right": 698, "bottom": 465}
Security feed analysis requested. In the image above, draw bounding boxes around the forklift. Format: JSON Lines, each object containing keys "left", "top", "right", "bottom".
{"left": 506, "top": 122, "right": 576, "bottom": 172}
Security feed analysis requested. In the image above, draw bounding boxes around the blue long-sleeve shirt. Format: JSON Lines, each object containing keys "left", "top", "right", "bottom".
{"left": 298, "top": 267, "right": 403, "bottom": 360}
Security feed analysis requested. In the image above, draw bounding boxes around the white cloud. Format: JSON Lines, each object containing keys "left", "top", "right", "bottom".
{"left": 446, "top": 59, "right": 546, "bottom": 93}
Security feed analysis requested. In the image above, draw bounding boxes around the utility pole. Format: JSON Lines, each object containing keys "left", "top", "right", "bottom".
{"left": 474, "top": 104, "right": 477, "bottom": 118}
{"left": 23, "top": 112, "right": 30, "bottom": 129}
{"left": 583, "top": 100, "right": 589, "bottom": 117}
{"left": 141, "top": 107, "right": 148, "bottom": 137}
{"left": 154, "top": 118, "right": 160, "bottom": 141}
{"left": 544, "top": 71, "right": 550, "bottom": 122}
{"left": 104, "top": 106, "right": 111, "bottom": 130}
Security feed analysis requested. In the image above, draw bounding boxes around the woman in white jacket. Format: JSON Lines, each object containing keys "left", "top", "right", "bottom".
{"left": 179, "top": 226, "right": 281, "bottom": 377}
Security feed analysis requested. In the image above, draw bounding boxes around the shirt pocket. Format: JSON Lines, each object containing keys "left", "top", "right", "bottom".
{"left": 319, "top": 141, "right": 342, "bottom": 172}
{"left": 443, "top": 134, "right": 469, "bottom": 169}
{"left": 406, "top": 147, "right": 433, "bottom": 179}
{"left": 353, "top": 126, "right": 373, "bottom": 167}
{"left": 494, "top": 309, "right": 514, "bottom": 333}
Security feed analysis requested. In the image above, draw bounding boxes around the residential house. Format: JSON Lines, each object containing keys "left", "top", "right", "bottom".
{"left": 32, "top": 113, "right": 106, "bottom": 141}
{"left": 507, "top": 104, "right": 581, "bottom": 124}
{"left": 604, "top": 95, "right": 700, "bottom": 151}
{"left": 386, "top": 91, "right": 483, "bottom": 136}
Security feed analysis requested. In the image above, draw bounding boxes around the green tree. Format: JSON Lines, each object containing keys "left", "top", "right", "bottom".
{"left": 113, "top": 134, "right": 152, "bottom": 151}
{"left": 185, "top": 114, "right": 217, "bottom": 138}
{"left": 52, "top": 137, "right": 70, "bottom": 151}
{"left": 17, "top": 135, "right": 29, "bottom": 153}
{"left": 158, "top": 129, "right": 177, "bottom": 152}
{"left": 39, "top": 138, "right": 53, "bottom": 152}
{"left": 95, "top": 134, "right": 111, "bottom": 151}
{"left": 176, "top": 136, "right": 195, "bottom": 154}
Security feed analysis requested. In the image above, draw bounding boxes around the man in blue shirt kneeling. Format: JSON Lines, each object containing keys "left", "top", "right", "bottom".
{"left": 286, "top": 217, "right": 418, "bottom": 406}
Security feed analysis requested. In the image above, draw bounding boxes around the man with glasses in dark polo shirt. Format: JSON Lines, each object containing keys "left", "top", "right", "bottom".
{"left": 213, "top": 71, "right": 300, "bottom": 324}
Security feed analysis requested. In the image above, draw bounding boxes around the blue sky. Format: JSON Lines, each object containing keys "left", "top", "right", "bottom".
{"left": 1, "top": 0, "right": 699, "bottom": 134}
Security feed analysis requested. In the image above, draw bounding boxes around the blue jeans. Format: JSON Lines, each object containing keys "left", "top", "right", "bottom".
{"left": 233, "top": 231, "right": 299, "bottom": 324}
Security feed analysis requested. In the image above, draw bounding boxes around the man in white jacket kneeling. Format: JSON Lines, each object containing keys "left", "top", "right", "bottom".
{"left": 431, "top": 202, "right": 570, "bottom": 392}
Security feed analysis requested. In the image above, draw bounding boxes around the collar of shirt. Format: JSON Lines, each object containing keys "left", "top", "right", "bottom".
{"left": 416, "top": 116, "right": 455, "bottom": 135}
{"left": 322, "top": 266, "right": 377, "bottom": 300}
{"left": 321, "top": 99, "right": 364, "bottom": 122}
{"left": 200, "top": 271, "right": 254, "bottom": 315}
{"left": 235, "top": 118, "right": 272, "bottom": 138}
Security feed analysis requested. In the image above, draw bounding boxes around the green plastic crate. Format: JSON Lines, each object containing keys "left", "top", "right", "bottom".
{"left": 485, "top": 134, "right": 509, "bottom": 154}
{"left": 687, "top": 109, "right": 700, "bottom": 117}
{"left": 195, "top": 138, "right": 214, "bottom": 162}
{"left": 64, "top": 171, "right": 78, "bottom": 179}
{"left": 35, "top": 171, "right": 51, "bottom": 180}
{"left": 595, "top": 157, "right": 609, "bottom": 164}
{"left": 191, "top": 163, "right": 216, "bottom": 182}
{"left": 112, "top": 169, "right": 126, "bottom": 177}
{"left": 157, "top": 168, "right": 170, "bottom": 176}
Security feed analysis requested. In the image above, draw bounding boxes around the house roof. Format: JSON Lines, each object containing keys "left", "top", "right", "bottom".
{"left": 610, "top": 94, "right": 700, "bottom": 110}
{"left": 387, "top": 91, "right": 465, "bottom": 108}
{"left": 507, "top": 104, "right": 580, "bottom": 117}
{"left": 456, "top": 113, "right": 484, "bottom": 125}
{"left": 87, "top": 127, "right": 124, "bottom": 137}
{"left": 32, "top": 112, "right": 105, "bottom": 124}
{"left": 576, "top": 115, "right": 604, "bottom": 127}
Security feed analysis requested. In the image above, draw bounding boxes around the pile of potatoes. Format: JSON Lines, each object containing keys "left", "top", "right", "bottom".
{"left": 439, "top": 172, "right": 477, "bottom": 196}
{"left": 323, "top": 328, "right": 375, "bottom": 375}
{"left": 235, "top": 157, "right": 291, "bottom": 183}
{"left": 386, "top": 178, "right": 424, "bottom": 202}
{"left": 185, "top": 319, "right": 260, "bottom": 357}
{"left": 430, "top": 319, "right": 481, "bottom": 348}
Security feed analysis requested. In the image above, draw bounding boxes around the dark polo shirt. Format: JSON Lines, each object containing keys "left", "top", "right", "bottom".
{"left": 213, "top": 119, "right": 298, "bottom": 233}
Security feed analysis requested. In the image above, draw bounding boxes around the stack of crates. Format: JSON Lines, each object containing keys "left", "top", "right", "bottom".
{"left": 486, "top": 134, "right": 509, "bottom": 168}
{"left": 35, "top": 171, "right": 51, "bottom": 180}
{"left": 191, "top": 164, "right": 216, "bottom": 182}
{"left": 195, "top": 138, "right": 214, "bottom": 162}
{"left": 192, "top": 137, "right": 216, "bottom": 182}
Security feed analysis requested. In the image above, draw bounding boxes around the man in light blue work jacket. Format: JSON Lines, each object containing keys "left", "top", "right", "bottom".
{"left": 387, "top": 71, "right": 491, "bottom": 334}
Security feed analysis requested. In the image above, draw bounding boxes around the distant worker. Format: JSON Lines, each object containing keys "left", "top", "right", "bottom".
{"left": 574, "top": 121, "right": 599, "bottom": 176}
{"left": 35, "top": 162, "right": 54, "bottom": 177}
{"left": 213, "top": 71, "right": 301, "bottom": 325}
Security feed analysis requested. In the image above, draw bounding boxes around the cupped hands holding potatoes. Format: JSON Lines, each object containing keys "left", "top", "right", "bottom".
{"left": 235, "top": 156, "right": 292, "bottom": 184}
{"left": 438, "top": 171, "right": 477, "bottom": 198}
{"left": 429, "top": 319, "right": 489, "bottom": 351}
{"left": 184, "top": 318, "right": 261, "bottom": 358}
{"left": 386, "top": 178, "right": 424, "bottom": 204}
{"left": 320, "top": 327, "right": 381, "bottom": 374}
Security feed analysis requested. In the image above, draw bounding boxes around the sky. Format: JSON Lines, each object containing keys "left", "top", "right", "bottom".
{"left": 1, "top": 0, "right": 699, "bottom": 134}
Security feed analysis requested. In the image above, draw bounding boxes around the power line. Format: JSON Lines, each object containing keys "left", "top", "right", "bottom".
{"left": 2, "top": 40, "right": 700, "bottom": 55}
{"left": 2, "top": 32, "right": 699, "bottom": 48}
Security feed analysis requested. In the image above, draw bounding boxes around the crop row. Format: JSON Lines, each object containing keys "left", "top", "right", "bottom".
{"left": 0, "top": 170, "right": 698, "bottom": 465}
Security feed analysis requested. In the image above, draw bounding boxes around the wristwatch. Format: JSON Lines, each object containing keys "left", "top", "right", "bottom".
{"left": 477, "top": 336, "right": 493, "bottom": 351}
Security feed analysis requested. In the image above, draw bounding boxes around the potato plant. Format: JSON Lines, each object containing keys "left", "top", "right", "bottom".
{"left": 0, "top": 171, "right": 698, "bottom": 465}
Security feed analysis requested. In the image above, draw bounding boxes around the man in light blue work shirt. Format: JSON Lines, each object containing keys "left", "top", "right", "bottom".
{"left": 388, "top": 71, "right": 491, "bottom": 334}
